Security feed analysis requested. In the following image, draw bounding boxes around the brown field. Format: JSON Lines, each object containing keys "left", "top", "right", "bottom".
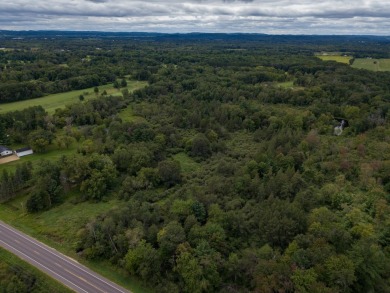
{"left": 0, "top": 155, "right": 20, "bottom": 164}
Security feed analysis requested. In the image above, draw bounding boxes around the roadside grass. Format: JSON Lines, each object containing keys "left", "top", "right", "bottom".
{"left": 173, "top": 152, "right": 201, "bottom": 174}
{"left": 351, "top": 58, "right": 390, "bottom": 71}
{"left": 0, "top": 80, "right": 147, "bottom": 114}
{"left": 85, "top": 259, "right": 151, "bottom": 293}
{"left": 0, "top": 247, "right": 73, "bottom": 293}
{"left": 0, "top": 193, "right": 153, "bottom": 293}
{"left": 317, "top": 55, "right": 352, "bottom": 64}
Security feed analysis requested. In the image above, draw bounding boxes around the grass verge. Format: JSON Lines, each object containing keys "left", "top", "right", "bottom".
{"left": 0, "top": 246, "right": 73, "bottom": 293}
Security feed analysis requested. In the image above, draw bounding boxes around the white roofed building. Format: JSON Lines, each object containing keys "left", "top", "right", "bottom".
{"left": 0, "top": 146, "right": 13, "bottom": 157}
{"left": 15, "top": 147, "right": 33, "bottom": 157}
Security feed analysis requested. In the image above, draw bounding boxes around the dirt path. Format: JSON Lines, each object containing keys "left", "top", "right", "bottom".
{"left": 0, "top": 154, "right": 19, "bottom": 164}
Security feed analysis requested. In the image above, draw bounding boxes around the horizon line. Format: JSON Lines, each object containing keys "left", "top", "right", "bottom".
{"left": 1, "top": 30, "right": 390, "bottom": 37}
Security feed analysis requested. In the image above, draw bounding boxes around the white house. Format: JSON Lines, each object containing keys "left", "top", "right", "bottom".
{"left": 0, "top": 146, "right": 13, "bottom": 157}
{"left": 15, "top": 147, "right": 33, "bottom": 157}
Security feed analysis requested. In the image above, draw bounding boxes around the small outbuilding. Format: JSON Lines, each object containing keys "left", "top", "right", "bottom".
{"left": 15, "top": 147, "right": 33, "bottom": 157}
{"left": 0, "top": 146, "right": 13, "bottom": 157}
{"left": 334, "top": 117, "right": 349, "bottom": 128}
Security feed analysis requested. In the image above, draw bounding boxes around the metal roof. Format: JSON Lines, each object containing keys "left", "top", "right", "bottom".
{"left": 0, "top": 146, "right": 11, "bottom": 152}
{"left": 15, "top": 147, "right": 32, "bottom": 153}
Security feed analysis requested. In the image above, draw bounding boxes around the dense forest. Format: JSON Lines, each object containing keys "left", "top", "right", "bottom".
{"left": 1, "top": 33, "right": 390, "bottom": 292}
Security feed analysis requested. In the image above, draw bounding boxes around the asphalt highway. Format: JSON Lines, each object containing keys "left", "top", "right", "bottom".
{"left": 0, "top": 220, "right": 131, "bottom": 293}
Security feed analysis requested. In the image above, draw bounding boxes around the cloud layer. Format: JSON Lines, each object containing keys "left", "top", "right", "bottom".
{"left": 1, "top": 0, "right": 389, "bottom": 34}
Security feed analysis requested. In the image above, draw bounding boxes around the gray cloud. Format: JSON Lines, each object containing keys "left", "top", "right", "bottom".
{"left": 223, "top": 0, "right": 254, "bottom": 3}
{"left": 85, "top": 0, "right": 108, "bottom": 3}
{"left": 0, "top": 0, "right": 389, "bottom": 34}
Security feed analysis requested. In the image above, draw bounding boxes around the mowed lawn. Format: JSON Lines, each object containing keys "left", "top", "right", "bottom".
{"left": 0, "top": 80, "right": 147, "bottom": 114}
{"left": 351, "top": 58, "right": 390, "bottom": 71}
{"left": 317, "top": 55, "right": 352, "bottom": 64}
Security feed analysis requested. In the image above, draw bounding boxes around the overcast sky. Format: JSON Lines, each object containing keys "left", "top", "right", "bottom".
{"left": 1, "top": 0, "right": 390, "bottom": 35}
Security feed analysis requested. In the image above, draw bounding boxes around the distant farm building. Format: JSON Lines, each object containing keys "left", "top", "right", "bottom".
{"left": 0, "top": 146, "right": 13, "bottom": 157}
{"left": 15, "top": 147, "right": 33, "bottom": 157}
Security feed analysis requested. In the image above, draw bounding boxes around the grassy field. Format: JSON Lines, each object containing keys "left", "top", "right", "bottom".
{"left": 275, "top": 80, "right": 304, "bottom": 91}
{"left": 0, "top": 80, "right": 147, "bottom": 114}
{"left": 118, "top": 106, "right": 147, "bottom": 123}
{"left": 0, "top": 247, "right": 73, "bottom": 293}
{"left": 0, "top": 193, "right": 153, "bottom": 293}
{"left": 351, "top": 58, "right": 390, "bottom": 71}
{"left": 276, "top": 81, "right": 294, "bottom": 88}
{"left": 173, "top": 152, "right": 200, "bottom": 174}
{"left": 317, "top": 55, "right": 352, "bottom": 64}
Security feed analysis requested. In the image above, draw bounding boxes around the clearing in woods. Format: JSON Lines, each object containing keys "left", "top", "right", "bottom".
{"left": 0, "top": 80, "right": 147, "bottom": 114}
{"left": 316, "top": 53, "right": 390, "bottom": 71}
{"left": 317, "top": 54, "right": 352, "bottom": 64}
{"left": 351, "top": 58, "right": 390, "bottom": 71}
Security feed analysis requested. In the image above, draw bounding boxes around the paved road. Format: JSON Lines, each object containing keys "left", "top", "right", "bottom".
{"left": 0, "top": 221, "right": 131, "bottom": 293}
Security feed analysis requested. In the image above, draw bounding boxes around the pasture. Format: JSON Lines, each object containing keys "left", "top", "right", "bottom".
{"left": 317, "top": 55, "right": 352, "bottom": 64}
{"left": 351, "top": 58, "right": 390, "bottom": 71}
{"left": 0, "top": 80, "right": 147, "bottom": 114}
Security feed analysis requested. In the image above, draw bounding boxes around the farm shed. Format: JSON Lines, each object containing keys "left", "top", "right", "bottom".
{"left": 15, "top": 147, "right": 33, "bottom": 157}
{"left": 0, "top": 146, "right": 13, "bottom": 157}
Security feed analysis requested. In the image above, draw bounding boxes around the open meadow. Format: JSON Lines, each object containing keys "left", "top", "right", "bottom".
{"left": 117, "top": 106, "right": 147, "bottom": 123}
{"left": 351, "top": 58, "right": 390, "bottom": 71}
{"left": 317, "top": 54, "right": 352, "bottom": 64}
{"left": 0, "top": 80, "right": 147, "bottom": 114}
{"left": 317, "top": 53, "right": 390, "bottom": 71}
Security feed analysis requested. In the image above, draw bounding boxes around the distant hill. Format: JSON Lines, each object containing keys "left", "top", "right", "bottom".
{"left": 0, "top": 30, "right": 389, "bottom": 43}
